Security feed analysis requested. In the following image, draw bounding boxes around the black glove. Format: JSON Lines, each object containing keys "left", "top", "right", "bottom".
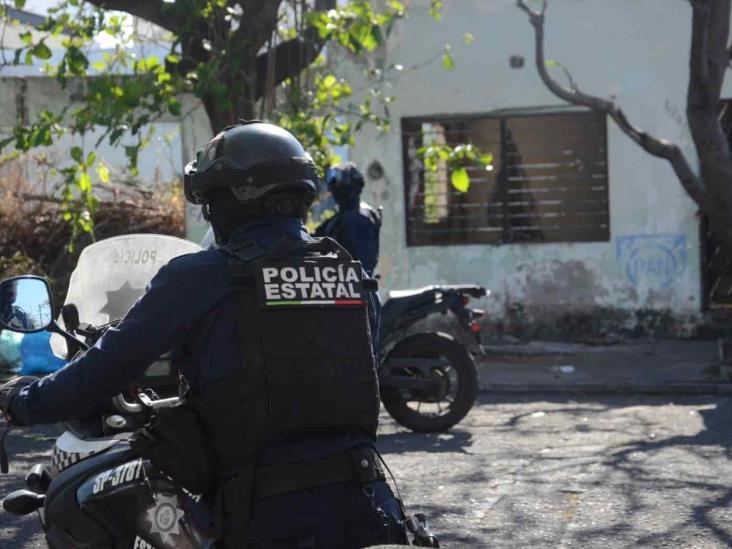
{"left": 0, "top": 376, "right": 38, "bottom": 425}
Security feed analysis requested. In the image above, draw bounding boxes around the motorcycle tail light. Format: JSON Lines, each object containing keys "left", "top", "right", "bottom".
{"left": 469, "top": 321, "right": 481, "bottom": 333}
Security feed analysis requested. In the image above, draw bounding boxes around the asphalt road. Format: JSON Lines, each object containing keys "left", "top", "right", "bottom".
{"left": 2, "top": 394, "right": 732, "bottom": 548}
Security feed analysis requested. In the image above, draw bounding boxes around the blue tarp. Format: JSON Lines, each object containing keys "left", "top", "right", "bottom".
{"left": 0, "top": 331, "right": 65, "bottom": 375}
{"left": 18, "top": 331, "right": 66, "bottom": 375}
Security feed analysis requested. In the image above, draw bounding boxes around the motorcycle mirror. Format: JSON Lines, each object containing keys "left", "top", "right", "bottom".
{"left": 0, "top": 276, "right": 54, "bottom": 334}
{"left": 3, "top": 489, "right": 44, "bottom": 516}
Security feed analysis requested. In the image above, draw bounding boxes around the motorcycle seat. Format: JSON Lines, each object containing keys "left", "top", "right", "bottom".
{"left": 381, "top": 287, "right": 441, "bottom": 330}
{"left": 387, "top": 286, "right": 435, "bottom": 300}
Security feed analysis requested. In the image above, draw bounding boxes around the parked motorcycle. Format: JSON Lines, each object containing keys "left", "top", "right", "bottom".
{"left": 378, "top": 285, "right": 486, "bottom": 433}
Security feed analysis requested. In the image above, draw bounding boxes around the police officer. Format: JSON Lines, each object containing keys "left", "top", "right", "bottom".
{"left": 314, "top": 163, "right": 381, "bottom": 276}
{"left": 0, "top": 122, "right": 407, "bottom": 547}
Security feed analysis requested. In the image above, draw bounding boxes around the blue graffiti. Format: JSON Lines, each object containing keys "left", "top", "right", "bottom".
{"left": 616, "top": 234, "right": 687, "bottom": 288}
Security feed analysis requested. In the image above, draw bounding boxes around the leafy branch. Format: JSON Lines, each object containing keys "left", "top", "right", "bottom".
{"left": 418, "top": 143, "right": 493, "bottom": 193}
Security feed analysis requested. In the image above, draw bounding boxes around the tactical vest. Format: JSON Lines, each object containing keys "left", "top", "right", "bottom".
{"left": 191, "top": 236, "right": 380, "bottom": 545}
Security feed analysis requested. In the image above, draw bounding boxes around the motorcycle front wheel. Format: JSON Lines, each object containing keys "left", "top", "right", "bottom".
{"left": 380, "top": 332, "right": 477, "bottom": 433}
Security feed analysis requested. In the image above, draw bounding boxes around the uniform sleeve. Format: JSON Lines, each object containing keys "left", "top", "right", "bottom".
{"left": 9, "top": 255, "right": 230, "bottom": 426}
{"left": 335, "top": 211, "right": 378, "bottom": 276}
{"left": 367, "top": 282, "right": 381, "bottom": 358}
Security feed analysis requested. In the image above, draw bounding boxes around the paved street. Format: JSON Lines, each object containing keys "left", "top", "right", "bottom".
{"left": 1, "top": 394, "right": 732, "bottom": 547}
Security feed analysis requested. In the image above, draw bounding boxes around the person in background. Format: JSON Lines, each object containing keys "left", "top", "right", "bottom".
{"left": 314, "top": 162, "right": 382, "bottom": 276}
{"left": 0, "top": 281, "right": 33, "bottom": 331}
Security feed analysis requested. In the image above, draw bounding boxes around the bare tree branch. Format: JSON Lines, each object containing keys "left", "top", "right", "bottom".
{"left": 84, "top": 0, "right": 183, "bottom": 34}
{"left": 517, "top": 0, "right": 707, "bottom": 208}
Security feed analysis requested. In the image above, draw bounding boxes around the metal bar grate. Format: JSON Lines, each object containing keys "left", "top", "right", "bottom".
{"left": 401, "top": 110, "right": 610, "bottom": 246}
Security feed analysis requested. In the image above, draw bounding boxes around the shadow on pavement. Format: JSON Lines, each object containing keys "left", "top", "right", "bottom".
{"left": 378, "top": 392, "right": 732, "bottom": 547}
{"left": 376, "top": 429, "right": 474, "bottom": 455}
{"left": 497, "top": 393, "right": 732, "bottom": 547}
{"left": 0, "top": 423, "right": 60, "bottom": 548}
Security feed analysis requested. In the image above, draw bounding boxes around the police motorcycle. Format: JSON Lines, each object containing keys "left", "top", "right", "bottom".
{"left": 377, "top": 285, "right": 486, "bottom": 433}
{"left": 0, "top": 234, "right": 439, "bottom": 548}
{"left": 0, "top": 234, "right": 221, "bottom": 549}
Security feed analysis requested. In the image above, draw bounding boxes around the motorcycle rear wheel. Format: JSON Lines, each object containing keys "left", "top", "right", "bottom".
{"left": 381, "top": 332, "right": 477, "bottom": 433}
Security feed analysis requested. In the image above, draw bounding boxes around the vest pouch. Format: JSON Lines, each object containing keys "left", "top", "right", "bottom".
{"left": 130, "top": 402, "right": 217, "bottom": 497}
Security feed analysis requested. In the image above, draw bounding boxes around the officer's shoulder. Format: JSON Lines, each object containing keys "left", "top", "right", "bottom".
{"left": 358, "top": 201, "right": 380, "bottom": 216}
{"left": 357, "top": 202, "right": 381, "bottom": 222}
{"left": 161, "top": 248, "right": 228, "bottom": 275}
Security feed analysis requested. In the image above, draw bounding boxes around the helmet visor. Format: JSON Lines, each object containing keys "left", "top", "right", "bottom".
{"left": 326, "top": 167, "right": 345, "bottom": 190}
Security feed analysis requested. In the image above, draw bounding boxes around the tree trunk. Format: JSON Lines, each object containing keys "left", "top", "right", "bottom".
{"left": 687, "top": 0, "right": 732, "bottom": 255}
{"left": 203, "top": 89, "right": 257, "bottom": 135}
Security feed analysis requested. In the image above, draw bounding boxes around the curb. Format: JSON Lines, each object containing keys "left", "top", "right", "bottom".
{"left": 478, "top": 382, "right": 732, "bottom": 396}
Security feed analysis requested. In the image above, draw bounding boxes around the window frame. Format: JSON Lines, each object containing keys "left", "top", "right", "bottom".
{"left": 400, "top": 107, "right": 610, "bottom": 247}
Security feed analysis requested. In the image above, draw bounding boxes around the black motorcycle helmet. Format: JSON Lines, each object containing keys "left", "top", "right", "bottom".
{"left": 184, "top": 121, "right": 319, "bottom": 205}
{"left": 325, "top": 162, "right": 364, "bottom": 206}
{"left": 184, "top": 121, "right": 319, "bottom": 241}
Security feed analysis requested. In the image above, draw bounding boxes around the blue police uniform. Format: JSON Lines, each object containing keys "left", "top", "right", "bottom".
{"left": 9, "top": 216, "right": 402, "bottom": 545}
{"left": 315, "top": 202, "right": 381, "bottom": 277}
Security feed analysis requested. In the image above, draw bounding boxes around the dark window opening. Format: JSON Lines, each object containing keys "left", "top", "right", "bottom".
{"left": 402, "top": 110, "right": 610, "bottom": 246}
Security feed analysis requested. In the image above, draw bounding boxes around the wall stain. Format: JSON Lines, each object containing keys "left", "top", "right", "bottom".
{"left": 519, "top": 260, "right": 608, "bottom": 311}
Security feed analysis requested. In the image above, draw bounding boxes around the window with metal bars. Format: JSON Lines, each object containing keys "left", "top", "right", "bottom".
{"left": 401, "top": 109, "right": 610, "bottom": 246}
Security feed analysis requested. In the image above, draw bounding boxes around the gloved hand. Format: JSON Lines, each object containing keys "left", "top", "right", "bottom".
{"left": 0, "top": 376, "right": 38, "bottom": 425}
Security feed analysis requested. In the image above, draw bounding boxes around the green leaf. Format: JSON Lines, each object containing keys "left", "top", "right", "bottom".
{"left": 86, "top": 151, "right": 96, "bottom": 167}
{"left": 97, "top": 162, "right": 110, "bottom": 183}
{"left": 167, "top": 97, "right": 181, "bottom": 116}
{"left": 441, "top": 46, "right": 454, "bottom": 70}
{"left": 388, "top": 1, "right": 405, "bottom": 15}
{"left": 19, "top": 31, "right": 33, "bottom": 46}
{"left": 451, "top": 168, "right": 470, "bottom": 192}
{"left": 78, "top": 171, "right": 92, "bottom": 192}
{"left": 480, "top": 153, "right": 494, "bottom": 166}
{"left": 14, "top": 0, "right": 26, "bottom": 8}
{"left": 70, "top": 146, "right": 83, "bottom": 163}
{"left": 31, "top": 42, "right": 52, "bottom": 60}
{"left": 429, "top": 0, "right": 443, "bottom": 21}
{"left": 545, "top": 59, "right": 560, "bottom": 67}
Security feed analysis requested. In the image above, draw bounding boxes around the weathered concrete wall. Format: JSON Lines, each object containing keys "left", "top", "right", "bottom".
{"left": 346, "top": 0, "right": 728, "bottom": 335}
{"left": 0, "top": 76, "right": 212, "bottom": 240}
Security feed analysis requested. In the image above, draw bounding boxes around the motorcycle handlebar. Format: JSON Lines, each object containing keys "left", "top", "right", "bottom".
{"left": 111, "top": 393, "right": 181, "bottom": 415}
{"left": 111, "top": 394, "right": 144, "bottom": 415}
